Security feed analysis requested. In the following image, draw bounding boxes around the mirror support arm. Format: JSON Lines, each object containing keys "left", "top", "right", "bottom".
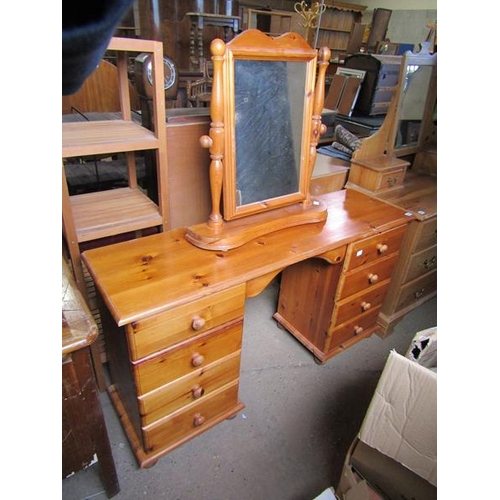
{"left": 305, "top": 46, "right": 330, "bottom": 207}
{"left": 201, "top": 38, "right": 226, "bottom": 230}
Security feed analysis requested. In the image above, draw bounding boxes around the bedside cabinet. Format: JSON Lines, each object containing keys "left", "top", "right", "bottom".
{"left": 274, "top": 224, "right": 407, "bottom": 363}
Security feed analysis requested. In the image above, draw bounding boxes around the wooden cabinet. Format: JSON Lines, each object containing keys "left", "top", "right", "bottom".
{"left": 241, "top": 8, "right": 294, "bottom": 36}
{"left": 344, "top": 54, "right": 401, "bottom": 116}
{"left": 375, "top": 174, "right": 437, "bottom": 334}
{"left": 62, "top": 259, "right": 119, "bottom": 498}
{"left": 315, "top": 2, "right": 367, "bottom": 62}
{"left": 98, "top": 282, "right": 247, "bottom": 468}
{"left": 274, "top": 225, "right": 406, "bottom": 363}
{"left": 82, "top": 189, "right": 412, "bottom": 468}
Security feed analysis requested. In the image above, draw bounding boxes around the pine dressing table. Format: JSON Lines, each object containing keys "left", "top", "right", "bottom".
{"left": 80, "top": 29, "right": 413, "bottom": 468}
{"left": 82, "top": 188, "right": 413, "bottom": 468}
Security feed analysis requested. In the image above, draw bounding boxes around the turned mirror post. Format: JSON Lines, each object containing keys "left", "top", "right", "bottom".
{"left": 200, "top": 38, "right": 226, "bottom": 230}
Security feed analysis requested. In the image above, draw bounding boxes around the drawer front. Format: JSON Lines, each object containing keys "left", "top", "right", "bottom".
{"left": 379, "top": 169, "right": 405, "bottom": 190}
{"left": 127, "top": 283, "right": 246, "bottom": 361}
{"left": 143, "top": 381, "right": 239, "bottom": 452}
{"left": 414, "top": 216, "right": 437, "bottom": 253}
{"left": 328, "top": 306, "right": 381, "bottom": 350}
{"left": 139, "top": 352, "right": 241, "bottom": 426}
{"left": 404, "top": 245, "right": 437, "bottom": 283}
{"left": 332, "top": 280, "right": 390, "bottom": 327}
{"left": 344, "top": 225, "right": 406, "bottom": 271}
{"left": 337, "top": 253, "right": 399, "bottom": 300}
{"left": 395, "top": 271, "right": 437, "bottom": 312}
{"left": 133, "top": 320, "right": 243, "bottom": 395}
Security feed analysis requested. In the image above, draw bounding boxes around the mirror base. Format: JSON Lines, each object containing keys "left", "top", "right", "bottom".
{"left": 185, "top": 199, "right": 328, "bottom": 251}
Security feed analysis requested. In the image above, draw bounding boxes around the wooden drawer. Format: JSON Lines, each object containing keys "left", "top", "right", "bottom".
{"left": 328, "top": 306, "right": 381, "bottom": 349}
{"left": 139, "top": 352, "right": 241, "bottom": 426}
{"left": 413, "top": 216, "right": 437, "bottom": 253}
{"left": 379, "top": 169, "right": 405, "bottom": 191}
{"left": 404, "top": 244, "right": 437, "bottom": 283}
{"left": 126, "top": 283, "right": 246, "bottom": 361}
{"left": 133, "top": 320, "right": 243, "bottom": 395}
{"left": 332, "top": 280, "right": 390, "bottom": 326}
{"left": 395, "top": 270, "right": 437, "bottom": 312}
{"left": 337, "top": 253, "right": 399, "bottom": 300}
{"left": 344, "top": 225, "right": 406, "bottom": 271}
{"left": 143, "top": 381, "right": 240, "bottom": 452}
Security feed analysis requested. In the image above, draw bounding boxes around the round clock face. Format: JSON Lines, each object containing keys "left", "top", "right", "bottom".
{"left": 147, "top": 57, "right": 177, "bottom": 90}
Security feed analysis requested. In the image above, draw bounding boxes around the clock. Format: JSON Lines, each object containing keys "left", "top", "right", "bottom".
{"left": 135, "top": 53, "right": 179, "bottom": 100}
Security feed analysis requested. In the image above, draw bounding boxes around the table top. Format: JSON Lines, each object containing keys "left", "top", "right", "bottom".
{"left": 82, "top": 189, "right": 413, "bottom": 327}
{"left": 62, "top": 259, "right": 98, "bottom": 356}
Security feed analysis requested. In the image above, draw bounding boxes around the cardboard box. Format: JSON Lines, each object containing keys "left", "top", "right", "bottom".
{"left": 337, "top": 328, "right": 437, "bottom": 500}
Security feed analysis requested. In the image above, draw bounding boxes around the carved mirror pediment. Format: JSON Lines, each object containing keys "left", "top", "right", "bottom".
{"left": 186, "top": 30, "right": 330, "bottom": 251}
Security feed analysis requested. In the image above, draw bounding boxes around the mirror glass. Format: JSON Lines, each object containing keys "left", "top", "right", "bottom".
{"left": 394, "top": 64, "right": 433, "bottom": 149}
{"left": 219, "top": 31, "right": 318, "bottom": 221}
{"left": 233, "top": 59, "right": 306, "bottom": 206}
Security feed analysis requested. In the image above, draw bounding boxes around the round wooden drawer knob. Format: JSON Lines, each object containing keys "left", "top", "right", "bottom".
{"left": 354, "top": 326, "right": 363, "bottom": 335}
{"left": 361, "top": 301, "right": 371, "bottom": 311}
{"left": 368, "top": 273, "right": 379, "bottom": 284}
{"left": 191, "top": 384, "right": 205, "bottom": 399}
{"left": 377, "top": 243, "right": 388, "bottom": 254}
{"left": 193, "top": 413, "right": 205, "bottom": 427}
{"left": 191, "top": 315, "right": 206, "bottom": 330}
{"left": 191, "top": 352, "right": 205, "bottom": 367}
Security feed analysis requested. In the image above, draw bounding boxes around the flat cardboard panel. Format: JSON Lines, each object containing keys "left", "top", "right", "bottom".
{"left": 358, "top": 350, "right": 437, "bottom": 486}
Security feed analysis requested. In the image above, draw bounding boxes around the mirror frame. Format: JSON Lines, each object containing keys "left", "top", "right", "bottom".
{"left": 388, "top": 42, "right": 437, "bottom": 157}
{"left": 221, "top": 30, "right": 318, "bottom": 220}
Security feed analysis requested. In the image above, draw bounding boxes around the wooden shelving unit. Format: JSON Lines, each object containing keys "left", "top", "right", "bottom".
{"left": 62, "top": 37, "right": 168, "bottom": 295}
{"left": 315, "top": 2, "right": 367, "bottom": 61}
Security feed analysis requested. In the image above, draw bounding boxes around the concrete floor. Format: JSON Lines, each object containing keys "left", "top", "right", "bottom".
{"left": 62, "top": 281, "right": 437, "bottom": 500}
